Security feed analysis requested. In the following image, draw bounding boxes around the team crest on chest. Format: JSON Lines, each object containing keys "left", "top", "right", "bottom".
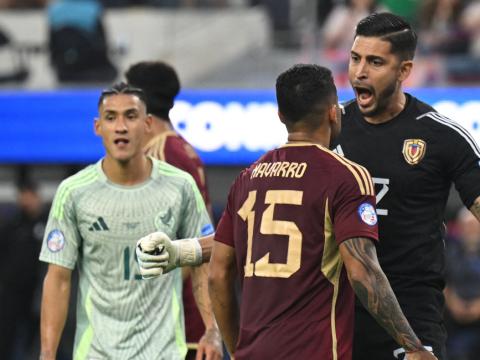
{"left": 402, "top": 139, "right": 427, "bottom": 165}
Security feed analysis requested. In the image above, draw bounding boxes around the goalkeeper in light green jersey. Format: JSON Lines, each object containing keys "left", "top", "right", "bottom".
{"left": 39, "top": 83, "right": 222, "bottom": 360}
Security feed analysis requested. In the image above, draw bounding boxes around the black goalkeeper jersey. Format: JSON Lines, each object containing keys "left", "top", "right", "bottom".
{"left": 331, "top": 94, "right": 480, "bottom": 321}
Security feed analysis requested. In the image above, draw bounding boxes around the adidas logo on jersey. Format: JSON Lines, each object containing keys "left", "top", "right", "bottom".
{"left": 333, "top": 145, "right": 345, "bottom": 156}
{"left": 88, "top": 217, "right": 109, "bottom": 231}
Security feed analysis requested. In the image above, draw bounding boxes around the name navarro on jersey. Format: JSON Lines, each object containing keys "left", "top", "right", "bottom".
{"left": 251, "top": 161, "right": 307, "bottom": 179}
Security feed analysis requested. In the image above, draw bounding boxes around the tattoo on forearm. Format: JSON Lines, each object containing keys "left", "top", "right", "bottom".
{"left": 470, "top": 197, "right": 480, "bottom": 222}
{"left": 343, "top": 238, "right": 422, "bottom": 351}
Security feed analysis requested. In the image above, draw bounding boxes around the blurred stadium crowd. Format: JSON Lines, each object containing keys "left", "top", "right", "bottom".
{"left": 1, "top": 1, "right": 480, "bottom": 359}
{"left": 0, "top": 0, "right": 479, "bottom": 87}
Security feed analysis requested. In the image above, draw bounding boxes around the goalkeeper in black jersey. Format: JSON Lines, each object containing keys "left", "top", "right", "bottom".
{"left": 331, "top": 12, "right": 480, "bottom": 360}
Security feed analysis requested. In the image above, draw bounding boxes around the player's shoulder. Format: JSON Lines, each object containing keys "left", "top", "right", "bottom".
{"left": 152, "top": 131, "right": 203, "bottom": 164}
{"left": 51, "top": 164, "right": 100, "bottom": 215}
{"left": 152, "top": 157, "right": 193, "bottom": 183}
{"left": 56, "top": 163, "right": 100, "bottom": 196}
{"left": 409, "top": 95, "right": 436, "bottom": 115}
{"left": 312, "top": 145, "right": 375, "bottom": 196}
{"left": 413, "top": 99, "right": 477, "bottom": 144}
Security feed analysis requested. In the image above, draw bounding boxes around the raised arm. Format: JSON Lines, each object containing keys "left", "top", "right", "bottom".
{"left": 40, "top": 264, "right": 72, "bottom": 360}
{"left": 208, "top": 241, "right": 239, "bottom": 357}
{"left": 339, "top": 237, "right": 437, "bottom": 360}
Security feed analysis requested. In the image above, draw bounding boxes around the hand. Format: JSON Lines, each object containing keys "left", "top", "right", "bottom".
{"left": 196, "top": 328, "right": 223, "bottom": 360}
{"left": 136, "top": 232, "right": 203, "bottom": 277}
{"left": 136, "top": 232, "right": 170, "bottom": 279}
{"left": 405, "top": 349, "right": 438, "bottom": 360}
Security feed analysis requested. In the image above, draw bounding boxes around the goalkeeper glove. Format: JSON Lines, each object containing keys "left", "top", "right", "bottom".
{"left": 136, "top": 231, "right": 202, "bottom": 278}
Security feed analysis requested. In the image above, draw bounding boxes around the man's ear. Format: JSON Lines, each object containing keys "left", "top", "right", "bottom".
{"left": 94, "top": 118, "right": 101, "bottom": 136}
{"left": 329, "top": 104, "right": 338, "bottom": 125}
{"left": 399, "top": 60, "right": 413, "bottom": 82}
{"left": 145, "top": 114, "right": 153, "bottom": 134}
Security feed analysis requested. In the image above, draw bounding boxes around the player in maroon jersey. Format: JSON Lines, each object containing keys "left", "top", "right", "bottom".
{"left": 126, "top": 61, "right": 221, "bottom": 360}
{"left": 136, "top": 64, "right": 437, "bottom": 360}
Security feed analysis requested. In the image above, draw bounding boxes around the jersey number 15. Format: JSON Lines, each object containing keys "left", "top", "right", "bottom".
{"left": 238, "top": 190, "right": 303, "bottom": 279}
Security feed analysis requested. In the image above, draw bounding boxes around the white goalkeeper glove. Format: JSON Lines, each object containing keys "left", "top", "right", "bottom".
{"left": 136, "top": 231, "right": 202, "bottom": 279}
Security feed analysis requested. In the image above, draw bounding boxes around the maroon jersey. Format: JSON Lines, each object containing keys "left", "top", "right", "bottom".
{"left": 215, "top": 143, "right": 378, "bottom": 360}
{"left": 145, "top": 130, "right": 211, "bottom": 210}
{"left": 145, "top": 130, "right": 210, "bottom": 353}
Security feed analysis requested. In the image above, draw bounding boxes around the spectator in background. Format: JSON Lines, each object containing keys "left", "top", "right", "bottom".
{"left": 322, "top": 0, "right": 379, "bottom": 52}
{"left": 460, "top": 1, "right": 480, "bottom": 56}
{"left": 321, "top": 0, "right": 384, "bottom": 86}
{"left": 378, "top": 0, "right": 420, "bottom": 26}
{"left": 418, "top": 0, "right": 470, "bottom": 55}
{"left": 0, "top": 181, "right": 48, "bottom": 360}
{"left": 0, "top": 0, "right": 46, "bottom": 8}
{"left": 445, "top": 208, "right": 480, "bottom": 360}
{"left": 47, "top": 0, "right": 117, "bottom": 83}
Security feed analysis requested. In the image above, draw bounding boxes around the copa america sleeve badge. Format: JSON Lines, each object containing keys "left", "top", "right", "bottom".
{"left": 47, "top": 229, "right": 66, "bottom": 252}
{"left": 402, "top": 139, "right": 427, "bottom": 165}
{"left": 358, "top": 203, "right": 378, "bottom": 226}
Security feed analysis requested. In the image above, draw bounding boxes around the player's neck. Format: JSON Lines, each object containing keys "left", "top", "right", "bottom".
{"left": 102, "top": 155, "right": 152, "bottom": 186}
{"left": 287, "top": 131, "right": 329, "bottom": 148}
{"left": 364, "top": 92, "right": 407, "bottom": 125}
{"left": 152, "top": 117, "right": 174, "bottom": 135}
{"left": 144, "top": 116, "right": 175, "bottom": 143}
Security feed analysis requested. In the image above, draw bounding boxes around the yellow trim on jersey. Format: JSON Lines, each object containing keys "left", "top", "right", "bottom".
{"left": 144, "top": 131, "right": 178, "bottom": 161}
{"left": 278, "top": 142, "right": 374, "bottom": 196}
{"left": 321, "top": 199, "right": 342, "bottom": 360}
{"left": 319, "top": 146, "right": 374, "bottom": 196}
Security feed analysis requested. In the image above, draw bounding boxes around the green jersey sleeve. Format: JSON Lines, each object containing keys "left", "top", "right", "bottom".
{"left": 39, "top": 178, "right": 84, "bottom": 269}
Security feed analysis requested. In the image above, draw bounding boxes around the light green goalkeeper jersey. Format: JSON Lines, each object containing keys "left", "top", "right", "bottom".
{"left": 39, "top": 158, "right": 213, "bottom": 360}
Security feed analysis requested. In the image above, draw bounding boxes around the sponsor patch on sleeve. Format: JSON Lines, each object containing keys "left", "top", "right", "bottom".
{"left": 358, "top": 203, "right": 377, "bottom": 226}
{"left": 47, "top": 229, "right": 65, "bottom": 252}
{"left": 201, "top": 223, "right": 214, "bottom": 236}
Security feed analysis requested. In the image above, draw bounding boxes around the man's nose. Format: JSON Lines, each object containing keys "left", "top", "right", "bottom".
{"left": 355, "top": 60, "right": 368, "bottom": 79}
{"left": 115, "top": 117, "right": 128, "bottom": 132}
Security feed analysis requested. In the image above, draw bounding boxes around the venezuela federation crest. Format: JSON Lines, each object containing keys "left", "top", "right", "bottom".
{"left": 402, "top": 139, "right": 426, "bottom": 165}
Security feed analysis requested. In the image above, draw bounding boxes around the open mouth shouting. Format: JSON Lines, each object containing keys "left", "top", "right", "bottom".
{"left": 354, "top": 84, "right": 375, "bottom": 109}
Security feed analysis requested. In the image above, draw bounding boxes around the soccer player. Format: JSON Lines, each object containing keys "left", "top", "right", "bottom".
{"left": 137, "top": 64, "right": 437, "bottom": 360}
{"left": 38, "top": 83, "right": 218, "bottom": 360}
{"left": 125, "top": 61, "right": 221, "bottom": 360}
{"left": 330, "top": 12, "right": 480, "bottom": 360}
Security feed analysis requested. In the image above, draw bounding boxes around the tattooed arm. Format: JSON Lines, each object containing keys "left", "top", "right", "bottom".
{"left": 339, "top": 237, "right": 437, "bottom": 359}
{"left": 208, "top": 241, "right": 239, "bottom": 356}
{"left": 469, "top": 195, "right": 480, "bottom": 222}
{"left": 191, "top": 263, "right": 223, "bottom": 359}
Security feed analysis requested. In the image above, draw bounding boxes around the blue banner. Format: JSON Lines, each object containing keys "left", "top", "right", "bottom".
{"left": 2, "top": 88, "right": 480, "bottom": 165}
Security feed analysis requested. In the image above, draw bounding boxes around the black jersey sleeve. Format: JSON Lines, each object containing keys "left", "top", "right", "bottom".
{"left": 443, "top": 116, "right": 480, "bottom": 208}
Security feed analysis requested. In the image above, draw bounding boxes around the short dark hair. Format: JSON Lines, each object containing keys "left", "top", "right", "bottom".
{"left": 98, "top": 82, "right": 147, "bottom": 108}
{"left": 125, "top": 61, "right": 180, "bottom": 121}
{"left": 276, "top": 64, "right": 337, "bottom": 125}
{"left": 355, "top": 12, "right": 417, "bottom": 60}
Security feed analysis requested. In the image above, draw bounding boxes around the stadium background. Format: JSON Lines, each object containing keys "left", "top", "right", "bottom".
{"left": 1, "top": 0, "right": 480, "bottom": 359}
